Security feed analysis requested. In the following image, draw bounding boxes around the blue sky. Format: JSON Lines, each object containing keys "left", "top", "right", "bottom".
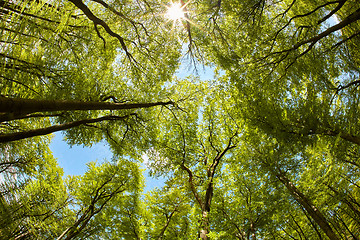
{"left": 49, "top": 133, "right": 166, "bottom": 193}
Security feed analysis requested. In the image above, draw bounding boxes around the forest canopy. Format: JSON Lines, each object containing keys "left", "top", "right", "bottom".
{"left": 0, "top": 0, "right": 360, "bottom": 239}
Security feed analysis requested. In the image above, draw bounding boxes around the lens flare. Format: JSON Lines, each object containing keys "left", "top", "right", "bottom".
{"left": 166, "top": 2, "right": 185, "bottom": 21}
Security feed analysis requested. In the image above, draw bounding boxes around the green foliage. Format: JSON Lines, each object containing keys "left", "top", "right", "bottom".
{"left": 56, "top": 159, "right": 144, "bottom": 239}
{"left": 144, "top": 184, "right": 192, "bottom": 239}
{"left": 1, "top": 0, "right": 360, "bottom": 239}
{"left": 0, "top": 144, "right": 69, "bottom": 239}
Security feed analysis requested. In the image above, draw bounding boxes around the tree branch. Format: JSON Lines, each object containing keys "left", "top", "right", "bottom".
{"left": 0, "top": 97, "right": 174, "bottom": 122}
{"left": 67, "top": 0, "right": 135, "bottom": 62}
{"left": 0, "top": 114, "right": 134, "bottom": 143}
{"left": 293, "top": 7, "right": 360, "bottom": 50}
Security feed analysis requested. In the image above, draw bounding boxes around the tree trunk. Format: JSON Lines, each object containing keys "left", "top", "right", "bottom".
{"left": 182, "top": 135, "right": 237, "bottom": 240}
{"left": 250, "top": 222, "right": 256, "bottom": 240}
{"left": 277, "top": 174, "right": 339, "bottom": 240}
{"left": 199, "top": 210, "right": 210, "bottom": 240}
{"left": 322, "top": 129, "right": 360, "bottom": 146}
{"left": 0, "top": 114, "right": 131, "bottom": 143}
{"left": 0, "top": 97, "right": 173, "bottom": 122}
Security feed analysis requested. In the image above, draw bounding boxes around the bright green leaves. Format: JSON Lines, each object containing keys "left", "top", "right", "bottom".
{"left": 0, "top": 152, "right": 143, "bottom": 239}
{"left": 61, "top": 159, "right": 143, "bottom": 239}
{"left": 0, "top": 147, "right": 69, "bottom": 239}
{"left": 144, "top": 185, "right": 192, "bottom": 239}
{"left": 0, "top": 0, "right": 184, "bottom": 155}
{"left": 1, "top": 0, "right": 360, "bottom": 239}
{"left": 143, "top": 81, "right": 242, "bottom": 238}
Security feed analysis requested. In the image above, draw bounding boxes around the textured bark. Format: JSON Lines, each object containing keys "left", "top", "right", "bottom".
{"left": 0, "top": 114, "right": 131, "bottom": 143}
{"left": 321, "top": 129, "right": 360, "bottom": 146}
{"left": 199, "top": 211, "right": 210, "bottom": 240}
{"left": 0, "top": 97, "right": 173, "bottom": 122}
{"left": 277, "top": 174, "right": 339, "bottom": 240}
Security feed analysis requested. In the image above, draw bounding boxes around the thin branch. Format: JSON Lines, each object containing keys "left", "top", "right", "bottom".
{"left": 0, "top": 75, "right": 41, "bottom": 96}
{"left": 0, "top": 114, "right": 134, "bottom": 143}
{"left": 258, "top": 3, "right": 360, "bottom": 72}
{"left": 90, "top": 0, "right": 149, "bottom": 36}
{"left": 317, "top": 0, "right": 347, "bottom": 25}
{"left": 293, "top": 7, "right": 360, "bottom": 50}
{"left": 68, "top": 0, "right": 135, "bottom": 62}
{"left": 331, "top": 31, "right": 360, "bottom": 50}
{"left": 0, "top": 0, "right": 82, "bottom": 28}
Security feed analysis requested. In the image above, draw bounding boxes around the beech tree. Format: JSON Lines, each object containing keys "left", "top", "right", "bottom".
{"left": 0, "top": 144, "right": 69, "bottom": 239}
{"left": 144, "top": 82, "right": 240, "bottom": 239}
{"left": 0, "top": 154, "right": 143, "bottom": 239}
{"left": 57, "top": 160, "right": 143, "bottom": 239}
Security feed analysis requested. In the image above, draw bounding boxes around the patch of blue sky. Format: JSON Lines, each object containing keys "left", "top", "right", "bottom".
{"left": 50, "top": 133, "right": 112, "bottom": 176}
{"left": 50, "top": 133, "right": 166, "bottom": 192}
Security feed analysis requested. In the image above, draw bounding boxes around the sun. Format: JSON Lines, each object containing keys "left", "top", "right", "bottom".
{"left": 166, "top": 2, "right": 185, "bottom": 21}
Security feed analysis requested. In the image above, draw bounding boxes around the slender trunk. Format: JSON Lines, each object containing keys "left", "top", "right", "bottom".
{"left": 200, "top": 178, "right": 213, "bottom": 240}
{"left": 57, "top": 228, "right": 71, "bottom": 240}
{"left": 199, "top": 137, "right": 236, "bottom": 240}
{"left": 0, "top": 114, "right": 131, "bottom": 143}
{"left": 0, "top": 97, "right": 173, "bottom": 122}
{"left": 14, "top": 231, "right": 31, "bottom": 240}
{"left": 181, "top": 135, "right": 236, "bottom": 240}
{"left": 277, "top": 174, "right": 339, "bottom": 240}
{"left": 199, "top": 210, "right": 210, "bottom": 240}
{"left": 327, "top": 185, "right": 360, "bottom": 220}
{"left": 250, "top": 222, "right": 256, "bottom": 240}
{"left": 181, "top": 164, "right": 210, "bottom": 240}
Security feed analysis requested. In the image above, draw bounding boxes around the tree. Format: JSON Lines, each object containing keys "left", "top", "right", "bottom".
{"left": 57, "top": 159, "right": 143, "bottom": 239}
{"left": 145, "top": 81, "right": 240, "bottom": 239}
{"left": 0, "top": 144, "right": 69, "bottom": 239}
{"left": 191, "top": 5, "right": 360, "bottom": 238}
{"left": 195, "top": 0, "right": 360, "bottom": 148}
{"left": 0, "top": 97, "right": 175, "bottom": 143}
{"left": 232, "top": 125, "right": 360, "bottom": 239}
{"left": 211, "top": 165, "right": 281, "bottom": 240}
{"left": 0, "top": 0, "right": 181, "bottom": 147}
{"left": 0, "top": 1, "right": 182, "bottom": 235}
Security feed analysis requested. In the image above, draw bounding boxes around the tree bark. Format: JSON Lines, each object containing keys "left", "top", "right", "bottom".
{"left": 276, "top": 174, "right": 339, "bottom": 240}
{"left": 321, "top": 129, "right": 360, "bottom": 146}
{"left": 0, "top": 114, "right": 132, "bottom": 143}
{"left": 199, "top": 211, "right": 210, "bottom": 240}
{"left": 0, "top": 97, "right": 173, "bottom": 122}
